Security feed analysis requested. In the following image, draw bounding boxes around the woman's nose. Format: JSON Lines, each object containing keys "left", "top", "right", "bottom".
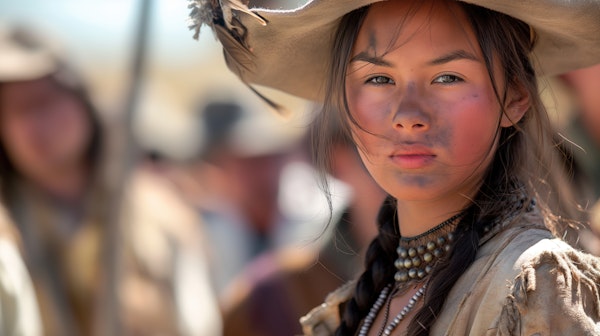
{"left": 392, "top": 82, "right": 430, "bottom": 132}
{"left": 393, "top": 110, "right": 430, "bottom": 131}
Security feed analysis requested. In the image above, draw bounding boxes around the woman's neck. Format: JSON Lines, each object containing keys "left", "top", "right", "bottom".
{"left": 396, "top": 201, "right": 462, "bottom": 237}
{"left": 395, "top": 186, "right": 477, "bottom": 237}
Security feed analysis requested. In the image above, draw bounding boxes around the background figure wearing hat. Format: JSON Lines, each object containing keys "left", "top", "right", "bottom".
{"left": 190, "top": 0, "right": 600, "bottom": 335}
{"left": 184, "top": 97, "right": 343, "bottom": 294}
{"left": 0, "top": 26, "right": 221, "bottom": 336}
{"left": 220, "top": 110, "right": 385, "bottom": 336}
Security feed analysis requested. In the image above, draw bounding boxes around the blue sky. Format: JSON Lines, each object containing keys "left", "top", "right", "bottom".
{"left": 0, "top": 0, "right": 218, "bottom": 68}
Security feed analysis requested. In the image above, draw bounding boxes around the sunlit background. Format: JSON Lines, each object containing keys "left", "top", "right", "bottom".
{"left": 0, "top": 0, "right": 308, "bottom": 161}
{"left": 1, "top": 2, "right": 598, "bottom": 336}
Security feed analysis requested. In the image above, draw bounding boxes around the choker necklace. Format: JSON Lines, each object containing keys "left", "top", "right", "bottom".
{"left": 394, "top": 212, "right": 465, "bottom": 284}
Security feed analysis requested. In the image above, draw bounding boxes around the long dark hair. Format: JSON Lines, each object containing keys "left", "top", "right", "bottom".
{"left": 311, "top": 1, "right": 580, "bottom": 335}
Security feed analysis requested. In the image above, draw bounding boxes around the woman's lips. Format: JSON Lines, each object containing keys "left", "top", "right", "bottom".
{"left": 390, "top": 148, "right": 436, "bottom": 169}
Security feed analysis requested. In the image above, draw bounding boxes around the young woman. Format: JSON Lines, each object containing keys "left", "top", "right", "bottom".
{"left": 189, "top": 0, "right": 600, "bottom": 334}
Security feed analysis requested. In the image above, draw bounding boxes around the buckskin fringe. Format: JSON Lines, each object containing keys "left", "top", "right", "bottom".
{"left": 497, "top": 249, "right": 600, "bottom": 335}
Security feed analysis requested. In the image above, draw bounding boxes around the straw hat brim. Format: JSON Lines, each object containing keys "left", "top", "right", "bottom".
{"left": 189, "top": 0, "right": 600, "bottom": 101}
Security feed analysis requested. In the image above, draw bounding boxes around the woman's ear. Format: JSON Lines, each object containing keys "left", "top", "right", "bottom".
{"left": 501, "top": 82, "right": 530, "bottom": 127}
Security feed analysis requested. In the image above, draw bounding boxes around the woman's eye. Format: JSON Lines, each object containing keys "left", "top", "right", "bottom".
{"left": 366, "top": 76, "right": 395, "bottom": 85}
{"left": 432, "top": 74, "right": 463, "bottom": 84}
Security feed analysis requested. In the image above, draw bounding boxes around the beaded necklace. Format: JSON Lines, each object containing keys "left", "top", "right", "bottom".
{"left": 359, "top": 184, "right": 536, "bottom": 335}
{"left": 358, "top": 211, "right": 463, "bottom": 336}
{"left": 394, "top": 212, "right": 465, "bottom": 284}
{"left": 358, "top": 284, "right": 427, "bottom": 336}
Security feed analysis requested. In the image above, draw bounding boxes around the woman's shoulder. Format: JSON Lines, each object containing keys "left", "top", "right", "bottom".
{"left": 480, "top": 212, "right": 593, "bottom": 279}
{"left": 476, "top": 208, "right": 573, "bottom": 275}
{"left": 441, "top": 224, "right": 600, "bottom": 335}
{"left": 494, "top": 237, "right": 600, "bottom": 335}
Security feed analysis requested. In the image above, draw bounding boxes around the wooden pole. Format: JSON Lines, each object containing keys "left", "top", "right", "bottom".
{"left": 97, "top": 0, "right": 152, "bottom": 334}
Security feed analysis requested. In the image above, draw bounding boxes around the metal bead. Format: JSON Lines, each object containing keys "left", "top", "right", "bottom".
{"left": 408, "top": 268, "right": 417, "bottom": 278}
{"left": 417, "top": 269, "right": 426, "bottom": 278}
{"left": 425, "top": 265, "right": 433, "bottom": 274}
{"left": 417, "top": 246, "right": 426, "bottom": 255}
{"left": 447, "top": 232, "right": 455, "bottom": 242}
{"left": 403, "top": 259, "right": 413, "bottom": 269}
{"left": 528, "top": 199, "right": 536, "bottom": 211}
{"left": 408, "top": 248, "right": 417, "bottom": 258}
{"left": 395, "top": 270, "right": 409, "bottom": 282}
{"left": 395, "top": 258, "right": 404, "bottom": 269}
{"left": 436, "top": 236, "right": 446, "bottom": 246}
{"left": 444, "top": 244, "right": 452, "bottom": 252}
{"left": 412, "top": 257, "right": 421, "bottom": 267}
{"left": 433, "top": 248, "right": 443, "bottom": 258}
{"left": 397, "top": 247, "right": 408, "bottom": 258}
{"left": 426, "top": 241, "right": 436, "bottom": 251}
{"left": 423, "top": 252, "right": 433, "bottom": 263}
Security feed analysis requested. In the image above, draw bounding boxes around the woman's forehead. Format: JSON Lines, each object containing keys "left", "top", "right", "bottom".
{"left": 354, "top": 0, "right": 476, "bottom": 56}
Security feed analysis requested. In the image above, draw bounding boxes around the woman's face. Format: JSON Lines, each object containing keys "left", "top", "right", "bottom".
{"left": 345, "top": 0, "right": 505, "bottom": 203}
{"left": 0, "top": 77, "right": 93, "bottom": 178}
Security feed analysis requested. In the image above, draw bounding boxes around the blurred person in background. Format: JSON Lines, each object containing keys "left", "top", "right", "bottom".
{"left": 560, "top": 64, "right": 600, "bottom": 203}
{"left": 0, "top": 26, "right": 221, "bottom": 336}
{"left": 559, "top": 63, "right": 600, "bottom": 252}
{"left": 179, "top": 97, "right": 344, "bottom": 295}
{"left": 221, "top": 109, "right": 385, "bottom": 336}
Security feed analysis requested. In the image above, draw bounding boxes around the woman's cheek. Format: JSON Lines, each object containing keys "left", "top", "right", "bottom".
{"left": 348, "top": 91, "right": 391, "bottom": 131}
{"left": 345, "top": 83, "right": 364, "bottom": 115}
{"left": 451, "top": 99, "right": 499, "bottom": 161}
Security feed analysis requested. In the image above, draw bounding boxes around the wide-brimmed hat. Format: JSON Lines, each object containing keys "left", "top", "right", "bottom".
{"left": 0, "top": 26, "right": 63, "bottom": 82}
{"left": 189, "top": 0, "right": 600, "bottom": 101}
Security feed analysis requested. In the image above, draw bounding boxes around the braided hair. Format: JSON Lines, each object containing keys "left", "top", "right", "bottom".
{"left": 335, "top": 197, "right": 398, "bottom": 335}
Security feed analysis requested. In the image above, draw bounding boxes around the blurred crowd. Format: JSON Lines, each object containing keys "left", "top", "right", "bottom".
{"left": 0, "top": 4, "right": 598, "bottom": 336}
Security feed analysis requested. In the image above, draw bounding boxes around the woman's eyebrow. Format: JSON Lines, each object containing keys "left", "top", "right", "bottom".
{"left": 350, "top": 52, "right": 394, "bottom": 67}
{"left": 349, "top": 49, "right": 479, "bottom": 67}
{"left": 428, "top": 50, "right": 479, "bottom": 65}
